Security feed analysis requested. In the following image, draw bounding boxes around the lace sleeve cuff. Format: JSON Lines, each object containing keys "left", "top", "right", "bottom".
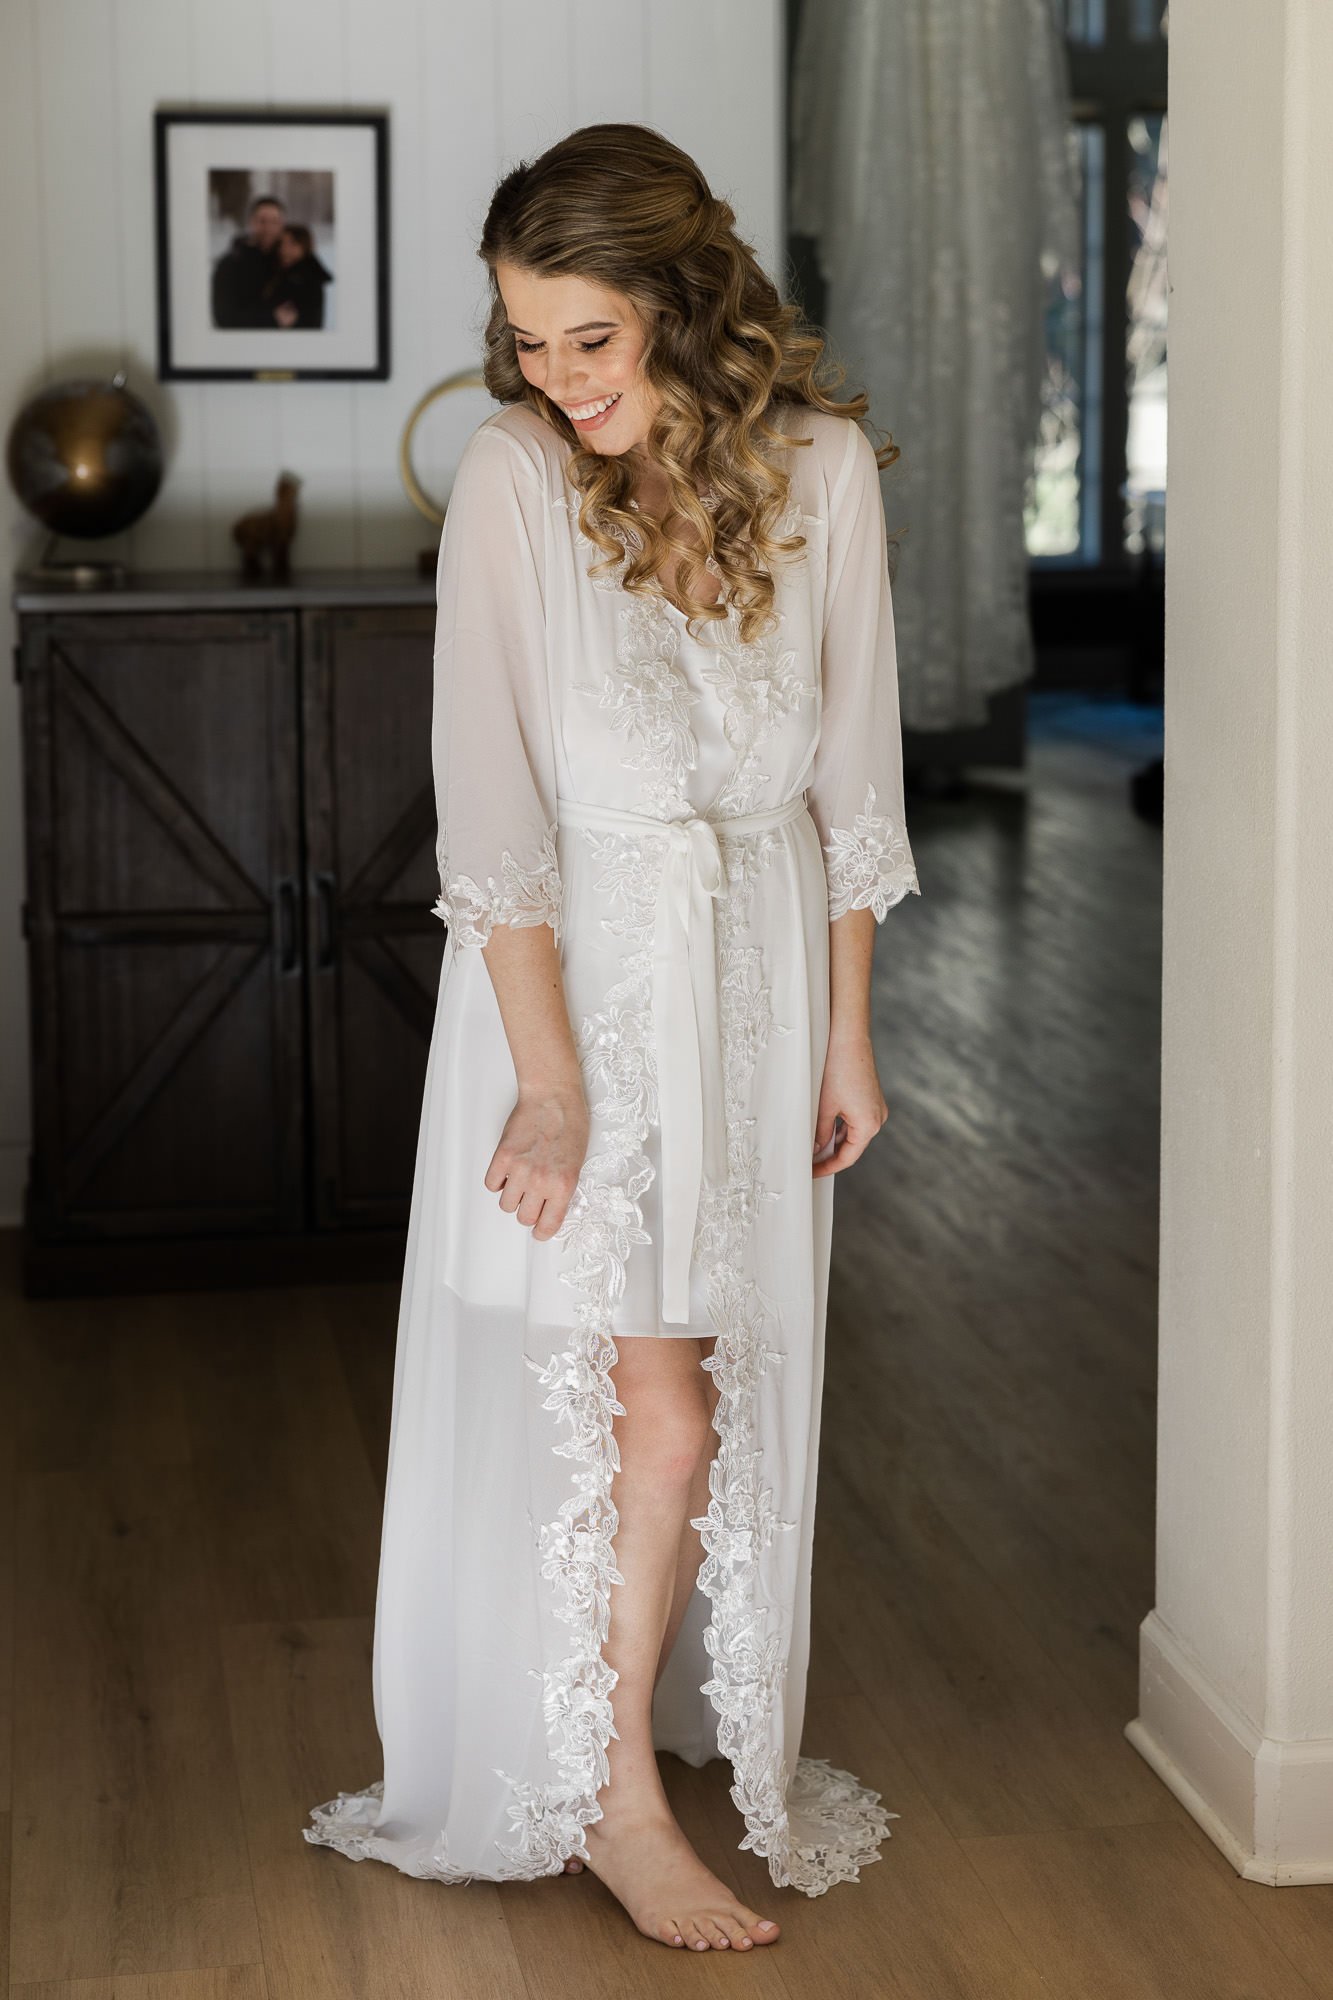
{"left": 823, "top": 783, "right": 921, "bottom": 922}
{"left": 431, "top": 824, "right": 565, "bottom": 950}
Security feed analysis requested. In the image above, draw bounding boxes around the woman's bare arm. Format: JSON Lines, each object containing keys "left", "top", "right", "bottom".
{"left": 477, "top": 922, "right": 590, "bottom": 1240}
{"left": 813, "top": 905, "right": 889, "bottom": 1177}
{"left": 828, "top": 903, "right": 876, "bottom": 1042}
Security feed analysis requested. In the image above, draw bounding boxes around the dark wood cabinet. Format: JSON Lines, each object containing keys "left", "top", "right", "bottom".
{"left": 14, "top": 569, "right": 444, "bottom": 1296}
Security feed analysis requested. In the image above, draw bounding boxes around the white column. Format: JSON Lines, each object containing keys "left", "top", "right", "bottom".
{"left": 1127, "top": 0, "right": 1333, "bottom": 1884}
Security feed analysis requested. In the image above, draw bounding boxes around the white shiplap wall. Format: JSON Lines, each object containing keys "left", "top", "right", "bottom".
{"left": 0, "top": 0, "right": 783, "bottom": 1223}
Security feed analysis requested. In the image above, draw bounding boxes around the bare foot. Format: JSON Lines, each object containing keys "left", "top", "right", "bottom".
{"left": 578, "top": 1807, "right": 782, "bottom": 1950}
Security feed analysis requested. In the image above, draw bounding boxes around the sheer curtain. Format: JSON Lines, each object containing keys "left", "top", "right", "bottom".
{"left": 791, "top": 0, "right": 1078, "bottom": 732}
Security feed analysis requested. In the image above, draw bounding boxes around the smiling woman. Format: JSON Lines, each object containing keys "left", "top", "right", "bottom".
{"left": 477, "top": 128, "right": 899, "bottom": 645}
{"left": 303, "top": 121, "right": 920, "bottom": 1957}
{"left": 501, "top": 274, "right": 643, "bottom": 438}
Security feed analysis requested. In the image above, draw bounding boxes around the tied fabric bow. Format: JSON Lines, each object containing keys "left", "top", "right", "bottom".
{"left": 653, "top": 816, "right": 729, "bottom": 1322}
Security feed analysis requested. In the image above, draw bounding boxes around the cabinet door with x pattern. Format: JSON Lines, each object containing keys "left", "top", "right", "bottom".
{"left": 21, "top": 610, "right": 305, "bottom": 1240}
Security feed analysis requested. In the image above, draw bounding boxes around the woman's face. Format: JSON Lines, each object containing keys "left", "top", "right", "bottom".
{"left": 495, "top": 259, "right": 660, "bottom": 455}
{"left": 278, "top": 232, "right": 302, "bottom": 268}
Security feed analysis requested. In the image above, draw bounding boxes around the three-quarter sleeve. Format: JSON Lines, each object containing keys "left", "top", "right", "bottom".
{"left": 430, "top": 422, "right": 564, "bottom": 951}
{"left": 807, "top": 419, "right": 922, "bottom": 922}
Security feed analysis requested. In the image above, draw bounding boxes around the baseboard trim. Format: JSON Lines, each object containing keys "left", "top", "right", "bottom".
{"left": 1129, "top": 1608, "right": 1333, "bottom": 1884}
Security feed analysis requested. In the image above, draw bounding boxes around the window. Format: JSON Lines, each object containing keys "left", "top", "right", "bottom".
{"left": 1125, "top": 110, "right": 1167, "bottom": 555}
{"left": 1026, "top": 2, "right": 1168, "bottom": 566}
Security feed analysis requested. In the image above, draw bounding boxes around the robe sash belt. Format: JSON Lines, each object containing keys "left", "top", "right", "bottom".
{"left": 555, "top": 789, "right": 812, "bottom": 1324}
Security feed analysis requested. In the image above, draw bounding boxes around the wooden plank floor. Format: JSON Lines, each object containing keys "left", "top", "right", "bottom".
{"left": 4, "top": 692, "right": 1332, "bottom": 1997}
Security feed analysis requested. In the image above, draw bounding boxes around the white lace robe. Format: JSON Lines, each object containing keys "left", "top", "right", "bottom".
{"left": 304, "top": 400, "right": 920, "bottom": 1892}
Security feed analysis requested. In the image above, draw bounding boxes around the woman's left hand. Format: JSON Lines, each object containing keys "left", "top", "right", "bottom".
{"left": 812, "top": 1028, "right": 889, "bottom": 1177}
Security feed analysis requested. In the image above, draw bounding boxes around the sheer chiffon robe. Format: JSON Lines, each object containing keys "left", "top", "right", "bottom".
{"left": 304, "top": 401, "right": 920, "bottom": 1892}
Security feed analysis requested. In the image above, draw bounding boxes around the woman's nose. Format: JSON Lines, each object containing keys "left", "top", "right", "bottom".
{"left": 545, "top": 370, "right": 585, "bottom": 406}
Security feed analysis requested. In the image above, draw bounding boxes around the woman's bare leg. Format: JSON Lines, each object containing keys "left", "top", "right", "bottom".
{"left": 654, "top": 1335, "right": 718, "bottom": 1685}
{"left": 564, "top": 1342, "right": 716, "bottom": 1861}
{"left": 575, "top": 1333, "right": 781, "bottom": 1952}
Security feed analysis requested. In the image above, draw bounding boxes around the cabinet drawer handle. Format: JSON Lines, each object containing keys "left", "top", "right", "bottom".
{"left": 314, "top": 872, "right": 337, "bottom": 970}
{"left": 274, "top": 877, "right": 298, "bottom": 975}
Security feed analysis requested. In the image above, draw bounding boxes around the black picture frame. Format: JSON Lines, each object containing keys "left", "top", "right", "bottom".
{"left": 154, "top": 108, "right": 390, "bottom": 383}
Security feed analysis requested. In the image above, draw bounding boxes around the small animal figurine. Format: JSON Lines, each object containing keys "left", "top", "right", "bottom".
{"left": 232, "top": 470, "right": 303, "bottom": 578}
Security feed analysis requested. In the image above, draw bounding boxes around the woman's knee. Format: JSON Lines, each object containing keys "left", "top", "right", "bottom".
{"left": 613, "top": 1350, "right": 716, "bottom": 1488}
{"left": 628, "top": 1401, "right": 714, "bottom": 1489}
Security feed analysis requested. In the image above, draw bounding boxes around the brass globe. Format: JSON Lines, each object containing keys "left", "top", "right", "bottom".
{"left": 6, "top": 369, "right": 163, "bottom": 540}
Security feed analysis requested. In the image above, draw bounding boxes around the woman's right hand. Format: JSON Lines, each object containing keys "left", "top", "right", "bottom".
{"left": 484, "top": 1080, "right": 590, "bottom": 1241}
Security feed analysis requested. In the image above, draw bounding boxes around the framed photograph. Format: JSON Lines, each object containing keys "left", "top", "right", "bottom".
{"left": 154, "top": 109, "right": 389, "bottom": 382}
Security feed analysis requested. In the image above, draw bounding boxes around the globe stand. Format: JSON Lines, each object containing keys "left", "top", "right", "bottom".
{"left": 21, "top": 532, "right": 130, "bottom": 590}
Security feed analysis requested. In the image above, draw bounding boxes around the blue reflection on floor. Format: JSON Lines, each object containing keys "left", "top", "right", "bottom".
{"left": 1028, "top": 689, "right": 1164, "bottom": 768}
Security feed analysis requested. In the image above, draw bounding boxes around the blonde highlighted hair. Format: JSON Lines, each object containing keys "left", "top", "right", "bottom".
{"left": 477, "top": 122, "right": 897, "bottom": 646}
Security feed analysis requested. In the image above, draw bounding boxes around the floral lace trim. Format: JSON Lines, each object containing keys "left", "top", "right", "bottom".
{"left": 704, "top": 605, "right": 816, "bottom": 817}
{"left": 304, "top": 1779, "right": 478, "bottom": 1883}
{"left": 690, "top": 831, "right": 897, "bottom": 1893}
{"left": 576, "top": 589, "right": 700, "bottom": 821}
{"left": 498, "top": 810, "right": 898, "bottom": 1893}
{"left": 783, "top": 1757, "right": 902, "bottom": 1894}
{"left": 824, "top": 783, "right": 921, "bottom": 922}
{"left": 558, "top": 496, "right": 698, "bottom": 821}
{"left": 488, "top": 821, "right": 663, "bottom": 1877}
{"left": 557, "top": 485, "right": 813, "bottom": 824}
{"left": 430, "top": 822, "right": 564, "bottom": 950}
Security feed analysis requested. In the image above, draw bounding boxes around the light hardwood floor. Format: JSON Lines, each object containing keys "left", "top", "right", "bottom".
{"left": 3, "top": 694, "right": 1331, "bottom": 1998}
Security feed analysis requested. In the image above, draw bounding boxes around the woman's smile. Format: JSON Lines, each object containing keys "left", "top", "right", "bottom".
{"left": 562, "top": 391, "right": 622, "bottom": 430}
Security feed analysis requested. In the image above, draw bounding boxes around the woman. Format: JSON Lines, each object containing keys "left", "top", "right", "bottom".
{"left": 305, "top": 123, "right": 921, "bottom": 1954}
{"left": 266, "top": 221, "right": 334, "bottom": 329}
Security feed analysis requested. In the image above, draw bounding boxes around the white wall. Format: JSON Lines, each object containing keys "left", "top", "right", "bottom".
{"left": 0, "top": 0, "right": 784, "bottom": 1222}
{"left": 1128, "top": 0, "right": 1333, "bottom": 1882}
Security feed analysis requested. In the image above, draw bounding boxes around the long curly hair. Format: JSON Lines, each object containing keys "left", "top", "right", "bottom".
{"left": 477, "top": 123, "right": 897, "bottom": 646}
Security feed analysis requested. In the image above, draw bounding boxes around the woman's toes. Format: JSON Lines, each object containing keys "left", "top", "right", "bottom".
{"left": 719, "top": 1916, "right": 753, "bottom": 1949}
{"left": 745, "top": 1912, "right": 781, "bottom": 1945}
{"left": 657, "top": 1921, "right": 685, "bottom": 1947}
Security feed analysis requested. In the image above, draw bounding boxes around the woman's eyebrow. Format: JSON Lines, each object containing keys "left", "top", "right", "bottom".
{"left": 507, "top": 320, "right": 621, "bottom": 337}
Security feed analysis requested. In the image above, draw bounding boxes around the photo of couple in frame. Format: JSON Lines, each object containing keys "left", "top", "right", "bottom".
{"left": 155, "top": 109, "right": 388, "bottom": 382}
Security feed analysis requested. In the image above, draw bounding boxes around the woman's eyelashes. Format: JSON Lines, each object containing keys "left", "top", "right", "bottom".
{"left": 513, "top": 335, "right": 611, "bottom": 355}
